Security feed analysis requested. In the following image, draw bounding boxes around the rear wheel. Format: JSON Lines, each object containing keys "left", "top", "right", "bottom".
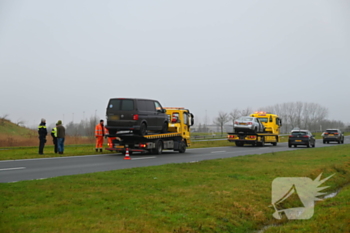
{"left": 312, "top": 142, "right": 315, "bottom": 147}
{"left": 307, "top": 142, "right": 310, "bottom": 148}
{"left": 294, "top": 145, "right": 297, "bottom": 148}
{"left": 338, "top": 140, "right": 341, "bottom": 144}
{"left": 323, "top": 140, "right": 325, "bottom": 144}
{"left": 160, "top": 122, "right": 168, "bottom": 133}
{"left": 138, "top": 123, "right": 147, "bottom": 136}
{"left": 288, "top": 143, "right": 291, "bottom": 148}
{"left": 272, "top": 142, "right": 277, "bottom": 146}
{"left": 257, "top": 138, "right": 265, "bottom": 147}
{"left": 178, "top": 141, "right": 186, "bottom": 153}
{"left": 154, "top": 140, "right": 163, "bottom": 155}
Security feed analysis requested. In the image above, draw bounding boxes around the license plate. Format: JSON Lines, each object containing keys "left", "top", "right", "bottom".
{"left": 295, "top": 140, "right": 301, "bottom": 142}
{"left": 116, "top": 145, "right": 124, "bottom": 148}
{"left": 329, "top": 134, "right": 334, "bottom": 136}
{"left": 239, "top": 123, "right": 246, "bottom": 125}
{"left": 110, "top": 115, "right": 120, "bottom": 120}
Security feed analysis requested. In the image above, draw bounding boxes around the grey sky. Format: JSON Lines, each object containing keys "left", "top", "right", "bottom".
{"left": 1, "top": 0, "right": 350, "bottom": 128}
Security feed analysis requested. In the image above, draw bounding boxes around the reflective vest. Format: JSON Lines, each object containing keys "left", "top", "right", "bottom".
{"left": 51, "top": 127, "right": 57, "bottom": 137}
{"left": 95, "top": 124, "right": 107, "bottom": 137}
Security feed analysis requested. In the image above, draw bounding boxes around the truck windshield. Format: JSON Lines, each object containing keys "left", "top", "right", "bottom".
{"left": 258, "top": 118, "right": 268, "bottom": 122}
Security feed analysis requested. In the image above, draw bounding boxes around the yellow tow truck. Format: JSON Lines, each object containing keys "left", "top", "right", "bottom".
{"left": 105, "top": 107, "right": 194, "bottom": 154}
{"left": 227, "top": 111, "right": 282, "bottom": 147}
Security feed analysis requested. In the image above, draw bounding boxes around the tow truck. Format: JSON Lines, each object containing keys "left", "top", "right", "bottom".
{"left": 227, "top": 112, "right": 282, "bottom": 147}
{"left": 105, "top": 108, "right": 194, "bottom": 155}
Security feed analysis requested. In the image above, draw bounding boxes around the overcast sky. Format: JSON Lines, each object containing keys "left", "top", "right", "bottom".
{"left": 1, "top": 0, "right": 350, "bottom": 128}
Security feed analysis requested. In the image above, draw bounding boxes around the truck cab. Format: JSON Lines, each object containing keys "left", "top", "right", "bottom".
{"left": 250, "top": 112, "right": 282, "bottom": 134}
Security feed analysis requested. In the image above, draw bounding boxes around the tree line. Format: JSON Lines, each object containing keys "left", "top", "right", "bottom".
{"left": 209, "top": 102, "right": 349, "bottom": 135}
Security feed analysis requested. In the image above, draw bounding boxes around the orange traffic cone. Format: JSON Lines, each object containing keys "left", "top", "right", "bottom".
{"left": 124, "top": 148, "right": 131, "bottom": 160}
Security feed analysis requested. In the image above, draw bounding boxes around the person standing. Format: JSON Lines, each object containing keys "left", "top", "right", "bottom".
{"left": 56, "top": 120, "right": 66, "bottom": 154}
{"left": 51, "top": 123, "right": 58, "bottom": 154}
{"left": 95, "top": 119, "right": 107, "bottom": 152}
{"left": 38, "top": 118, "right": 47, "bottom": 155}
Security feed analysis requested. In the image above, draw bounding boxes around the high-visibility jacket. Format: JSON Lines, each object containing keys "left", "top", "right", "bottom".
{"left": 38, "top": 123, "right": 47, "bottom": 138}
{"left": 95, "top": 124, "right": 107, "bottom": 137}
{"left": 51, "top": 127, "right": 57, "bottom": 138}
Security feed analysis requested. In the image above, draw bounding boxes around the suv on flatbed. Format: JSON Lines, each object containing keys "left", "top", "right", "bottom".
{"left": 323, "top": 129, "right": 344, "bottom": 144}
{"left": 106, "top": 98, "right": 168, "bottom": 136}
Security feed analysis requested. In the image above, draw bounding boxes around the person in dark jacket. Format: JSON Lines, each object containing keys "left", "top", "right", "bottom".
{"left": 51, "top": 123, "right": 58, "bottom": 154}
{"left": 56, "top": 120, "right": 66, "bottom": 154}
{"left": 38, "top": 118, "right": 47, "bottom": 155}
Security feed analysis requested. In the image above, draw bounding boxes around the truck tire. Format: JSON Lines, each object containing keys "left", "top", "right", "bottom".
{"left": 272, "top": 142, "right": 277, "bottom": 146}
{"left": 154, "top": 140, "right": 163, "bottom": 155}
{"left": 178, "top": 141, "right": 186, "bottom": 153}
{"left": 257, "top": 138, "right": 265, "bottom": 147}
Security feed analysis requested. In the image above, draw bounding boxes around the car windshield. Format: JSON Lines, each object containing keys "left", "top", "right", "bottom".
{"left": 291, "top": 131, "right": 307, "bottom": 136}
{"left": 239, "top": 117, "right": 253, "bottom": 122}
{"left": 326, "top": 130, "right": 338, "bottom": 133}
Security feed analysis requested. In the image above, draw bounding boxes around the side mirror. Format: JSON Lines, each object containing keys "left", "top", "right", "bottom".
{"left": 162, "top": 109, "right": 166, "bottom": 113}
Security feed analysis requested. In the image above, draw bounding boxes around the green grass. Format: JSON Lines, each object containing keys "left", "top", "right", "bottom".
{"left": 0, "top": 140, "right": 236, "bottom": 160}
{"left": 1, "top": 145, "right": 350, "bottom": 232}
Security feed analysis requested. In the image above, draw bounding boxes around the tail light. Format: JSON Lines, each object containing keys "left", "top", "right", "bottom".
{"left": 139, "top": 143, "right": 147, "bottom": 148}
{"left": 334, "top": 133, "right": 339, "bottom": 135}
{"left": 234, "top": 121, "right": 238, "bottom": 124}
{"left": 228, "top": 135, "right": 236, "bottom": 139}
{"left": 247, "top": 122, "right": 252, "bottom": 125}
{"left": 133, "top": 114, "right": 139, "bottom": 120}
{"left": 248, "top": 135, "right": 256, "bottom": 139}
{"left": 324, "top": 133, "right": 328, "bottom": 135}
{"left": 289, "top": 135, "right": 293, "bottom": 138}
{"left": 303, "top": 136, "right": 309, "bottom": 138}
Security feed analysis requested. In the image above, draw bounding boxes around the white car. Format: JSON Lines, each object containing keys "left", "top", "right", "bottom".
{"left": 234, "top": 116, "right": 265, "bottom": 133}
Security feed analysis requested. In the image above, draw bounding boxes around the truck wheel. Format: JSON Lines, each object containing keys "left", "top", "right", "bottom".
{"left": 259, "top": 138, "right": 265, "bottom": 147}
{"left": 154, "top": 140, "right": 163, "bottom": 155}
{"left": 323, "top": 140, "right": 325, "bottom": 144}
{"left": 272, "top": 142, "right": 277, "bottom": 146}
{"left": 178, "top": 141, "right": 186, "bottom": 153}
{"left": 160, "top": 122, "right": 168, "bottom": 133}
{"left": 138, "top": 123, "right": 147, "bottom": 136}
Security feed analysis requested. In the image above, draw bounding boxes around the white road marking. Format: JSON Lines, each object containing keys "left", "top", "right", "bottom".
{"left": 211, "top": 151, "right": 226, "bottom": 153}
{"left": 131, "top": 157, "right": 156, "bottom": 160}
{"left": 0, "top": 154, "right": 106, "bottom": 162}
{"left": 0, "top": 167, "right": 25, "bottom": 171}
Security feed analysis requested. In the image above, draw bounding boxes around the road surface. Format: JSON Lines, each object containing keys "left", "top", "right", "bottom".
{"left": 1, "top": 138, "right": 348, "bottom": 183}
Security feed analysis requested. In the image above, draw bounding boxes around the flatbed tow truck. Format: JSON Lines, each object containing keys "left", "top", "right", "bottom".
{"left": 105, "top": 108, "right": 194, "bottom": 155}
{"left": 227, "top": 112, "right": 282, "bottom": 147}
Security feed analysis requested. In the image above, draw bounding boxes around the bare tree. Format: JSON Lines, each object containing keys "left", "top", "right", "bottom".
{"left": 213, "top": 111, "right": 230, "bottom": 136}
{"left": 240, "top": 107, "right": 253, "bottom": 116}
{"left": 229, "top": 108, "right": 241, "bottom": 131}
{"left": 0, "top": 114, "right": 9, "bottom": 126}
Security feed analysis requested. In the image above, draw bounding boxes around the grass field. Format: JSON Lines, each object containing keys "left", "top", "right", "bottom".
{"left": 1, "top": 144, "right": 349, "bottom": 232}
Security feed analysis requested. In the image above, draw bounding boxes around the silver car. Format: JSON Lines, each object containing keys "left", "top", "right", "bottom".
{"left": 234, "top": 116, "right": 265, "bottom": 133}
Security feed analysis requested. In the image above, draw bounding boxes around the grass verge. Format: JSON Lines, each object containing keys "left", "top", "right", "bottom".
{"left": 1, "top": 145, "right": 349, "bottom": 232}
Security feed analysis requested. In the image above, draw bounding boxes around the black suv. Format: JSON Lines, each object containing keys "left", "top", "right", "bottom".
{"left": 322, "top": 129, "right": 344, "bottom": 144}
{"left": 106, "top": 98, "right": 168, "bottom": 136}
{"left": 288, "top": 130, "right": 316, "bottom": 148}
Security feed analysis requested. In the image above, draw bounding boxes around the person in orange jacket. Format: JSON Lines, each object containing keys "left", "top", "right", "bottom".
{"left": 95, "top": 119, "right": 107, "bottom": 152}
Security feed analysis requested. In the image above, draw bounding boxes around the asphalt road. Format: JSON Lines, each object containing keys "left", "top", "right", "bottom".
{"left": 1, "top": 137, "right": 349, "bottom": 183}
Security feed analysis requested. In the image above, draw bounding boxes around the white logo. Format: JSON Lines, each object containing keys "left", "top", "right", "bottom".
{"left": 271, "top": 173, "right": 334, "bottom": 220}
